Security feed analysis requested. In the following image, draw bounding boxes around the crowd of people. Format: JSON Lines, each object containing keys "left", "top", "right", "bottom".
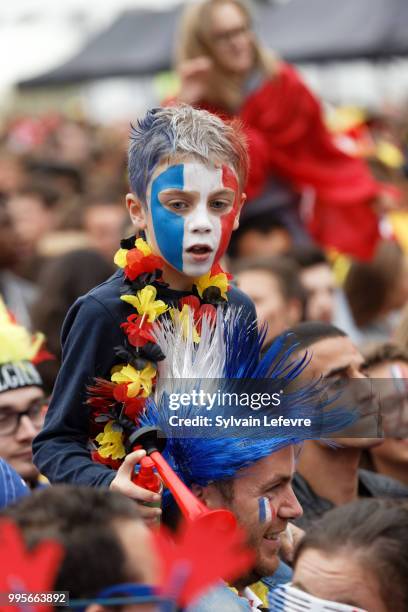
{"left": 1, "top": 0, "right": 408, "bottom": 610}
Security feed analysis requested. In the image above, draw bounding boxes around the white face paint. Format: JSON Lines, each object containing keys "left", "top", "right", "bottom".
{"left": 150, "top": 161, "right": 238, "bottom": 277}
{"left": 181, "top": 163, "right": 223, "bottom": 276}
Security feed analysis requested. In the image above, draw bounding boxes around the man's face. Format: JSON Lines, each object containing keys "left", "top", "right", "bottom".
{"left": 300, "top": 264, "right": 335, "bottom": 323}
{"left": 0, "top": 386, "right": 45, "bottom": 481}
{"left": 6, "top": 195, "right": 56, "bottom": 259}
{"left": 293, "top": 549, "right": 387, "bottom": 612}
{"left": 304, "top": 336, "right": 381, "bottom": 448}
{"left": 365, "top": 360, "right": 408, "bottom": 437}
{"left": 200, "top": 446, "right": 302, "bottom": 582}
{"left": 237, "top": 270, "right": 301, "bottom": 344}
{"left": 143, "top": 160, "right": 242, "bottom": 278}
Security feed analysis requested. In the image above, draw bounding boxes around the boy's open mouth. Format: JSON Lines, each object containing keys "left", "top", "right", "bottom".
{"left": 186, "top": 244, "right": 213, "bottom": 262}
{"left": 186, "top": 245, "right": 212, "bottom": 255}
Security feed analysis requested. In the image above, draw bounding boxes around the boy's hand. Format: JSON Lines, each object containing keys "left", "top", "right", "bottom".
{"left": 178, "top": 57, "right": 213, "bottom": 105}
{"left": 110, "top": 449, "right": 162, "bottom": 523}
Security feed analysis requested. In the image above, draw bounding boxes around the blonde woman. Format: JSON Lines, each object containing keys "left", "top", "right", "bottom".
{"left": 173, "top": 0, "right": 391, "bottom": 261}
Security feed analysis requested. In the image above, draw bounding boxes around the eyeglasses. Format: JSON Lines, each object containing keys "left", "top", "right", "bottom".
{"left": 212, "top": 24, "right": 250, "bottom": 46}
{"left": 0, "top": 398, "right": 46, "bottom": 436}
{"left": 69, "top": 583, "right": 177, "bottom": 612}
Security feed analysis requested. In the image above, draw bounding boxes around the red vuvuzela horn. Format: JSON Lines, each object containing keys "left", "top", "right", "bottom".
{"left": 129, "top": 426, "right": 236, "bottom": 528}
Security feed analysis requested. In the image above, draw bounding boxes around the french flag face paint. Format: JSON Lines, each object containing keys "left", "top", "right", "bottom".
{"left": 149, "top": 162, "right": 240, "bottom": 277}
{"left": 258, "top": 496, "right": 276, "bottom": 524}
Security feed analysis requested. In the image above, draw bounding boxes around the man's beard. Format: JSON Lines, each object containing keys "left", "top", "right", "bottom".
{"left": 231, "top": 530, "right": 279, "bottom": 589}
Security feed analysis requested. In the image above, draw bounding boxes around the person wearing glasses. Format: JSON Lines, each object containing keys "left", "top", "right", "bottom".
{"left": 0, "top": 297, "right": 49, "bottom": 488}
{"left": 174, "top": 0, "right": 394, "bottom": 261}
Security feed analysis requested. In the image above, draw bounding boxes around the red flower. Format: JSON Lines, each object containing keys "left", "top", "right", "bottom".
{"left": 112, "top": 384, "right": 146, "bottom": 421}
{"left": 125, "top": 249, "right": 164, "bottom": 281}
{"left": 124, "top": 396, "right": 146, "bottom": 421}
{"left": 112, "top": 383, "right": 130, "bottom": 403}
{"left": 178, "top": 297, "right": 217, "bottom": 333}
{"left": 210, "top": 262, "right": 233, "bottom": 281}
{"left": 121, "top": 314, "right": 156, "bottom": 347}
{"left": 91, "top": 450, "right": 122, "bottom": 470}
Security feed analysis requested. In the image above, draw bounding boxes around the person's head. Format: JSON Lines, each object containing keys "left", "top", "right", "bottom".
{"left": 0, "top": 298, "right": 49, "bottom": 483}
{"left": 83, "top": 192, "right": 128, "bottom": 262}
{"left": 228, "top": 210, "right": 293, "bottom": 260}
{"left": 235, "top": 257, "right": 304, "bottom": 345}
{"left": 193, "top": 446, "right": 302, "bottom": 584}
{"left": 2, "top": 486, "right": 157, "bottom": 611}
{"left": 290, "top": 246, "right": 336, "bottom": 323}
{"left": 126, "top": 106, "right": 248, "bottom": 288}
{"left": 6, "top": 182, "right": 60, "bottom": 259}
{"left": 292, "top": 499, "right": 408, "bottom": 612}
{"left": 177, "top": 0, "right": 260, "bottom": 79}
{"left": 282, "top": 322, "right": 380, "bottom": 448}
{"left": 344, "top": 240, "right": 408, "bottom": 327}
{"left": 363, "top": 343, "right": 408, "bottom": 464}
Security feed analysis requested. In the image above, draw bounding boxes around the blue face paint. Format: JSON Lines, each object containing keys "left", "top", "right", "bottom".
{"left": 150, "top": 165, "right": 185, "bottom": 272}
{"left": 258, "top": 497, "right": 273, "bottom": 523}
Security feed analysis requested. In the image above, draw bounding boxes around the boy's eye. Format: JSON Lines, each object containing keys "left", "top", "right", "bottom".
{"left": 167, "top": 200, "right": 189, "bottom": 211}
{"left": 210, "top": 200, "right": 231, "bottom": 211}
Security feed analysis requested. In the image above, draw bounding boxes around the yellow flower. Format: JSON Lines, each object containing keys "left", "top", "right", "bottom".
{"left": 121, "top": 285, "right": 168, "bottom": 322}
{"left": 96, "top": 421, "right": 126, "bottom": 459}
{"left": 114, "top": 248, "right": 128, "bottom": 268}
{"left": 111, "top": 362, "right": 156, "bottom": 398}
{"left": 135, "top": 238, "right": 152, "bottom": 256}
{"left": 195, "top": 271, "right": 229, "bottom": 300}
{"left": 170, "top": 305, "right": 200, "bottom": 344}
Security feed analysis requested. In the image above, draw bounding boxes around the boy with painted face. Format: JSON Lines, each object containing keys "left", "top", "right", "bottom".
{"left": 33, "top": 106, "right": 256, "bottom": 506}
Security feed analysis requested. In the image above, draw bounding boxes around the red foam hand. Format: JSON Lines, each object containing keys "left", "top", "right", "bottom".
{"left": 154, "top": 512, "right": 254, "bottom": 607}
{"left": 0, "top": 520, "right": 64, "bottom": 612}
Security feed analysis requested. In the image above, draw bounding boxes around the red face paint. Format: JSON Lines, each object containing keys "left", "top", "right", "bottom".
{"left": 214, "top": 165, "right": 240, "bottom": 262}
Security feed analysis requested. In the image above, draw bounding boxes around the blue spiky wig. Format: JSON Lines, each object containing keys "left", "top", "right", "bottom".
{"left": 141, "top": 310, "right": 355, "bottom": 489}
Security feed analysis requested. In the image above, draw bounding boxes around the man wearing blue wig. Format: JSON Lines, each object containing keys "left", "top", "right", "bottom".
{"left": 138, "top": 309, "right": 354, "bottom": 610}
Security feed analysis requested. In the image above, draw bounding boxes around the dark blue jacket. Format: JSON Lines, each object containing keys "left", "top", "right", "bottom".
{"left": 33, "top": 270, "right": 256, "bottom": 487}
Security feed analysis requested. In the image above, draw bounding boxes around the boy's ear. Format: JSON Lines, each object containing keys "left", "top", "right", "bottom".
{"left": 126, "top": 193, "right": 147, "bottom": 230}
{"left": 233, "top": 192, "right": 246, "bottom": 231}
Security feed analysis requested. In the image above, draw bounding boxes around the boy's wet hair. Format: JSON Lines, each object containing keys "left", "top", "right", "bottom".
{"left": 128, "top": 105, "right": 249, "bottom": 205}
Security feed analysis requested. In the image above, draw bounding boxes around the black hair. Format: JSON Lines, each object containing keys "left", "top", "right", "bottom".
{"left": 282, "top": 321, "right": 347, "bottom": 353}
{"left": 233, "top": 256, "right": 305, "bottom": 303}
{"left": 289, "top": 245, "right": 329, "bottom": 269}
{"left": 228, "top": 211, "right": 288, "bottom": 258}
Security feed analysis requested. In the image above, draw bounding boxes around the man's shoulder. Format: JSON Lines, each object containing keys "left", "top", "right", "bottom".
{"left": 359, "top": 468, "right": 408, "bottom": 498}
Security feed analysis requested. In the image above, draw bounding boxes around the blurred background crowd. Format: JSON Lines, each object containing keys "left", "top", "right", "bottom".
{"left": 2, "top": 1, "right": 408, "bottom": 393}
{"left": 1, "top": 0, "right": 408, "bottom": 610}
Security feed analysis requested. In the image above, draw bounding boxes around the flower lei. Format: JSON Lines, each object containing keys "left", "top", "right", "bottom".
{"left": 87, "top": 236, "right": 232, "bottom": 468}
